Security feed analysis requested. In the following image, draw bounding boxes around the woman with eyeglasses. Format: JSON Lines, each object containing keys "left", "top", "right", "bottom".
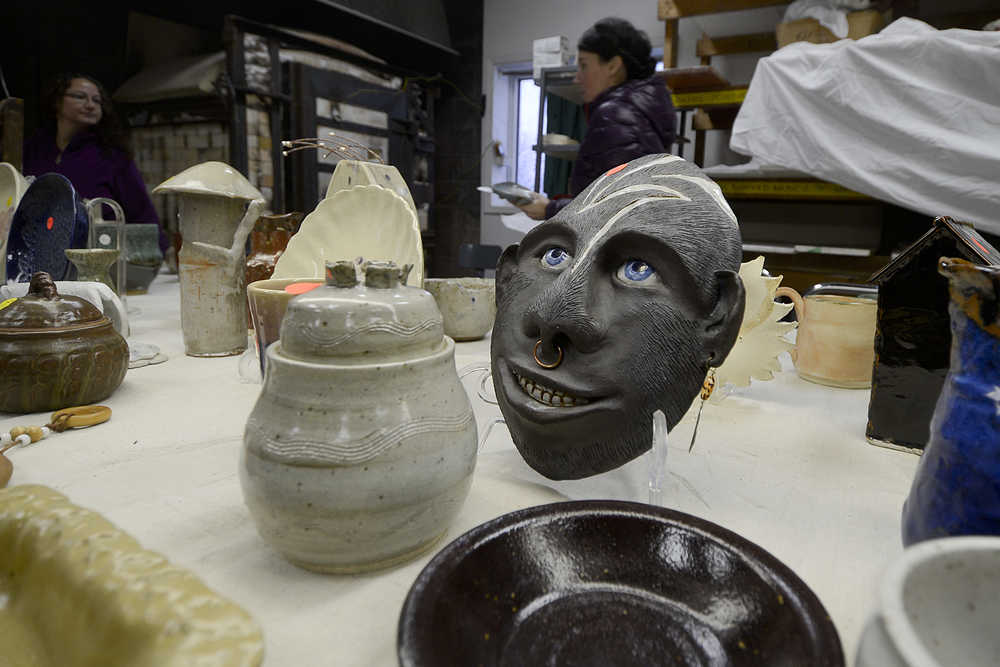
{"left": 22, "top": 72, "right": 166, "bottom": 253}
{"left": 516, "top": 17, "right": 676, "bottom": 220}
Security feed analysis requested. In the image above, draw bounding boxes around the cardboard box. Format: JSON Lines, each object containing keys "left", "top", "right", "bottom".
{"left": 533, "top": 35, "right": 569, "bottom": 54}
{"left": 776, "top": 10, "right": 885, "bottom": 49}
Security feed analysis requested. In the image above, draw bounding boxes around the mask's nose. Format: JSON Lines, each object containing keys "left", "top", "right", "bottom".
{"left": 521, "top": 275, "right": 605, "bottom": 367}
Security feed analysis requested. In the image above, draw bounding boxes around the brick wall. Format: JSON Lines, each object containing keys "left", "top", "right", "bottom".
{"left": 132, "top": 113, "right": 275, "bottom": 243}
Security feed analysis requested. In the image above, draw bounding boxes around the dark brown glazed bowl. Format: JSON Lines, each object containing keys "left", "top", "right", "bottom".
{"left": 399, "top": 500, "right": 844, "bottom": 667}
{"left": 0, "top": 272, "right": 128, "bottom": 413}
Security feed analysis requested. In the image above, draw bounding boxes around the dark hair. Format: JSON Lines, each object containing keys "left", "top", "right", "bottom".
{"left": 578, "top": 17, "right": 656, "bottom": 81}
{"left": 40, "top": 72, "right": 132, "bottom": 157}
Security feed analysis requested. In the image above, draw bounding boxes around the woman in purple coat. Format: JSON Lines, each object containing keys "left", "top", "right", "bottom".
{"left": 518, "top": 18, "right": 676, "bottom": 220}
{"left": 23, "top": 73, "right": 167, "bottom": 253}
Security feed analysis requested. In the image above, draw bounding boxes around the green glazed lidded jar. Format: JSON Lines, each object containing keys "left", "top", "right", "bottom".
{"left": 0, "top": 272, "right": 129, "bottom": 413}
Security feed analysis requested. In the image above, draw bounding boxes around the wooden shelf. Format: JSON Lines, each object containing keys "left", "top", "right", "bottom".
{"left": 658, "top": 0, "right": 789, "bottom": 19}
{"left": 715, "top": 178, "right": 870, "bottom": 201}
{"left": 533, "top": 144, "right": 579, "bottom": 161}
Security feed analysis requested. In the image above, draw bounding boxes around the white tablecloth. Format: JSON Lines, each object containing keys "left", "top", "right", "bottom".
{"left": 1, "top": 272, "right": 920, "bottom": 665}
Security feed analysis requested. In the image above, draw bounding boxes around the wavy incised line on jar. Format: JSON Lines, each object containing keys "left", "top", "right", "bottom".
{"left": 293, "top": 318, "right": 442, "bottom": 347}
{"left": 251, "top": 412, "right": 474, "bottom": 466}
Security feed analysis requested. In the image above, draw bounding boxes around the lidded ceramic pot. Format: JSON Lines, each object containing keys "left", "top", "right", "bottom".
{"left": 240, "top": 260, "right": 478, "bottom": 573}
{"left": 0, "top": 272, "right": 129, "bottom": 413}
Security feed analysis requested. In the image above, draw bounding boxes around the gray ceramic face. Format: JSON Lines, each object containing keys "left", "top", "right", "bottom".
{"left": 490, "top": 155, "right": 746, "bottom": 479}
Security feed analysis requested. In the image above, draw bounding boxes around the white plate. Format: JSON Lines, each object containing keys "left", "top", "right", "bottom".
{"left": 272, "top": 185, "right": 423, "bottom": 285}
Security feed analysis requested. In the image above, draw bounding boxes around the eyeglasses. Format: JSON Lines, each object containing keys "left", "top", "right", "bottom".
{"left": 64, "top": 91, "right": 103, "bottom": 105}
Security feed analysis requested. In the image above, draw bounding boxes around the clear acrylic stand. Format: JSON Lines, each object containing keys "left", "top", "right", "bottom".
{"left": 84, "top": 197, "right": 127, "bottom": 314}
{"left": 646, "top": 410, "right": 668, "bottom": 506}
{"left": 458, "top": 362, "right": 507, "bottom": 450}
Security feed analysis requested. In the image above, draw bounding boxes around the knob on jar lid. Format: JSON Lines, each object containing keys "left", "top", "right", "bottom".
{"left": 277, "top": 259, "right": 443, "bottom": 361}
{"left": 326, "top": 260, "right": 358, "bottom": 288}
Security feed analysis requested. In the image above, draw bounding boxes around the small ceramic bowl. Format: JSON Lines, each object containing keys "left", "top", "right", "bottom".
{"left": 856, "top": 536, "right": 1000, "bottom": 667}
{"left": 422, "top": 278, "right": 496, "bottom": 341}
{"left": 247, "top": 277, "right": 324, "bottom": 373}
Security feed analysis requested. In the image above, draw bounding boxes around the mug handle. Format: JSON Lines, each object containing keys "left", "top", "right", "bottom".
{"left": 775, "top": 286, "right": 804, "bottom": 363}
{"left": 775, "top": 286, "right": 804, "bottom": 322}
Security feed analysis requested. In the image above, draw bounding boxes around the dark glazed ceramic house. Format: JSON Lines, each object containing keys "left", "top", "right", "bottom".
{"left": 491, "top": 154, "right": 745, "bottom": 480}
{"left": 867, "top": 216, "right": 1000, "bottom": 453}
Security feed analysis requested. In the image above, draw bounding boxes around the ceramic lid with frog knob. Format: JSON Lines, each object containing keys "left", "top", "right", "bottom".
{"left": 277, "top": 260, "right": 445, "bottom": 363}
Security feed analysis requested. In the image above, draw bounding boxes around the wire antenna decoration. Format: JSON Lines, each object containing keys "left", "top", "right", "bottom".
{"left": 281, "top": 131, "right": 385, "bottom": 164}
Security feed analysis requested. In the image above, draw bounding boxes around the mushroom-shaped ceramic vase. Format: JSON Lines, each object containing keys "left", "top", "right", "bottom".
{"left": 153, "top": 162, "right": 264, "bottom": 356}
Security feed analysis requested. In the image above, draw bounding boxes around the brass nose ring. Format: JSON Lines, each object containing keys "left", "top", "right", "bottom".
{"left": 533, "top": 340, "right": 563, "bottom": 369}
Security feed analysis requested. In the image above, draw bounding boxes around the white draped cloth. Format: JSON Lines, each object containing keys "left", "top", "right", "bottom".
{"left": 731, "top": 18, "right": 1000, "bottom": 235}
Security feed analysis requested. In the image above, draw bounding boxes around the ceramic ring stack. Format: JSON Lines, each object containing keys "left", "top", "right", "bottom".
{"left": 240, "top": 260, "right": 478, "bottom": 573}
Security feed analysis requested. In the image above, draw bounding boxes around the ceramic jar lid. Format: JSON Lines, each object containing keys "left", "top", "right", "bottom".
{"left": 278, "top": 260, "right": 444, "bottom": 362}
{"left": 0, "top": 272, "right": 106, "bottom": 330}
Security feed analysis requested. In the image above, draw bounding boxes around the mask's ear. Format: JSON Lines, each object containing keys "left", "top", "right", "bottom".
{"left": 702, "top": 269, "right": 745, "bottom": 367}
{"left": 495, "top": 244, "right": 520, "bottom": 303}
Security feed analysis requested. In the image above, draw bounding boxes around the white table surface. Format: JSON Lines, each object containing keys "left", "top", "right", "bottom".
{"left": 1, "top": 272, "right": 920, "bottom": 665}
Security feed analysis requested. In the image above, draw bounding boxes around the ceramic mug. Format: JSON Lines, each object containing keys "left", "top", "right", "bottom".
{"left": 247, "top": 277, "right": 324, "bottom": 374}
{"left": 775, "top": 284, "right": 877, "bottom": 389}
{"left": 422, "top": 278, "right": 496, "bottom": 341}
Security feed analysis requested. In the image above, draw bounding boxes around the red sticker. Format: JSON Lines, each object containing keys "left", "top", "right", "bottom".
{"left": 284, "top": 282, "right": 322, "bottom": 295}
{"left": 606, "top": 163, "right": 628, "bottom": 176}
{"left": 46, "top": 217, "right": 54, "bottom": 230}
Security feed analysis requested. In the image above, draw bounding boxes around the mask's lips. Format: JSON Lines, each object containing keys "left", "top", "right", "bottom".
{"left": 497, "top": 362, "right": 619, "bottom": 426}
{"left": 512, "top": 368, "right": 592, "bottom": 407}
{"left": 508, "top": 364, "right": 611, "bottom": 406}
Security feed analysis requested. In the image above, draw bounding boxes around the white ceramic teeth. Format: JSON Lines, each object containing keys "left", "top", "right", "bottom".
{"left": 514, "top": 371, "right": 590, "bottom": 407}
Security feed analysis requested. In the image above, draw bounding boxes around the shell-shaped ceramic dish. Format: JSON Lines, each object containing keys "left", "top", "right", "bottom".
{"left": 272, "top": 185, "right": 423, "bottom": 286}
{"left": 325, "top": 159, "right": 417, "bottom": 219}
{"left": 0, "top": 484, "right": 264, "bottom": 666}
{"left": 153, "top": 161, "right": 263, "bottom": 201}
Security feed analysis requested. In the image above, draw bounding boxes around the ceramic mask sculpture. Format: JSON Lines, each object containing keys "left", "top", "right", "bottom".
{"left": 490, "top": 154, "right": 745, "bottom": 479}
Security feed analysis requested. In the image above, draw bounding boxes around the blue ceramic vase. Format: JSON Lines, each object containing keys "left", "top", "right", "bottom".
{"left": 901, "top": 258, "right": 1000, "bottom": 546}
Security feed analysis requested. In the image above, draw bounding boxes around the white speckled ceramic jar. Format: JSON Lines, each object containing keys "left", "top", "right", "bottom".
{"left": 240, "top": 260, "right": 477, "bottom": 573}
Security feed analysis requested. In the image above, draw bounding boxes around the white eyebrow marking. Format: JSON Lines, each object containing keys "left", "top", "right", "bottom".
{"left": 583, "top": 155, "right": 685, "bottom": 206}
{"left": 653, "top": 174, "right": 737, "bottom": 223}
{"left": 576, "top": 184, "right": 689, "bottom": 214}
{"left": 570, "top": 197, "right": 664, "bottom": 274}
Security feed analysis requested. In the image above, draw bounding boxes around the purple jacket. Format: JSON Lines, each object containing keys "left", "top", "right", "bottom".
{"left": 546, "top": 76, "right": 676, "bottom": 218}
{"left": 23, "top": 128, "right": 168, "bottom": 252}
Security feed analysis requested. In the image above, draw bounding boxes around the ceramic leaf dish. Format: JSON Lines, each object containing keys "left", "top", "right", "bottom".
{"left": 272, "top": 184, "right": 423, "bottom": 286}
{"left": 0, "top": 484, "right": 264, "bottom": 666}
{"left": 713, "top": 255, "right": 796, "bottom": 392}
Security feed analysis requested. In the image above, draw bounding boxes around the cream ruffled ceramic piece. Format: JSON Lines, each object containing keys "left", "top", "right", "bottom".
{"left": 272, "top": 185, "right": 423, "bottom": 286}
{"left": 152, "top": 161, "right": 263, "bottom": 201}
{"left": 1, "top": 162, "right": 30, "bottom": 283}
{"left": 0, "top": 484, "right": 264, "bottom": 666}
{"left": 325, "top": 159, "right": 417, "bottom": 217}
{"left": 713, "top": 256, "right": 796, "bottom": 393}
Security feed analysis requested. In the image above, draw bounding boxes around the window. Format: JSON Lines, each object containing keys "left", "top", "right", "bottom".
{"left": 485, "top": 49, "right": 664, "bottom": 212}
{"left": 485, "top": 62, "right": 545, "bottom": 211}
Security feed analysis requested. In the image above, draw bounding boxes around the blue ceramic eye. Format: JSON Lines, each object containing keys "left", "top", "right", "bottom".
{"left": 618, "top": 259, "right": 655, "bottom": 283}
{"left": 541, "top": 247, "right": 570, "bottom": 268}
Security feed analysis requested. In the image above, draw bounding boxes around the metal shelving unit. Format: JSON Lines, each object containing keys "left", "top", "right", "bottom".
{"left": 532, "top": 66, "right": 580, "bottom": 192}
